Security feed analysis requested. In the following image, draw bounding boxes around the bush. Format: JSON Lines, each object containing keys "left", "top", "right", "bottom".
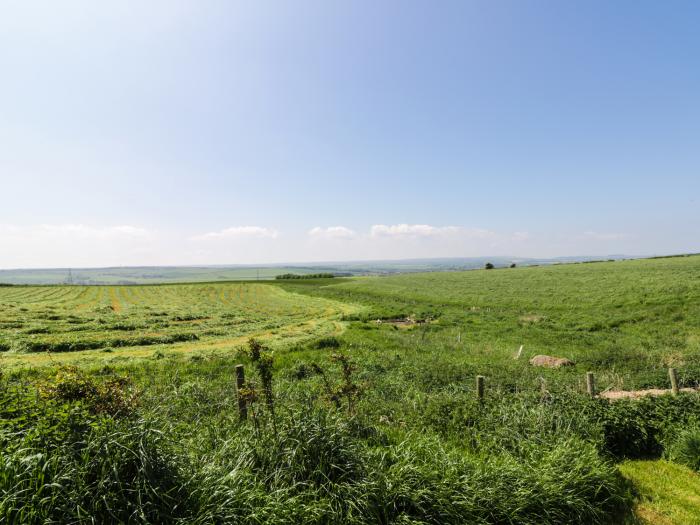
{"left": 39, "top": 366, "right": 139, "bottom": 417}
{"left": 666, "top": 426, "right": 700, "bottom": 471}
{"left": 313, "top": 336, "right": 341, "bottom": 349}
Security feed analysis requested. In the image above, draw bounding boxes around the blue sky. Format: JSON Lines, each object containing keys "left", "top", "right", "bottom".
{"left": 1, "top": 0, "right": 698, "bottom": 268}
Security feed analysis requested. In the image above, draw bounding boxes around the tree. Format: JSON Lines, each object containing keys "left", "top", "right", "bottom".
{"left": 484, "top": 262, "right": 495, "bottom": 270}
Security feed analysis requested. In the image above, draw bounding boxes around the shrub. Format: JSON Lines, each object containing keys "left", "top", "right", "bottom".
{"left": 666, "top": 426, "right": 700, "bottom": 471}
{"left": 313, "top": 336, "right": 341, "bottom": 349}
{"left": 484, "top": 262, "right": 495, "bottom": 270}
{"left": 39, "top": 366, "right": 139, "bottom": 417}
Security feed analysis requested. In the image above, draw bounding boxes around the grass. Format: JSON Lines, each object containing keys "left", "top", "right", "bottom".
{"left": 0, "top": 281, "right": 359, "bottom": 368}
{"left": 620, "top": 460, "right": 700, "bottom": 524}
{"left": 2, "top": 255, "right": 700, "bottom": 523}
{"left": 280, "top": 256, "right": 700, "bottom": 392}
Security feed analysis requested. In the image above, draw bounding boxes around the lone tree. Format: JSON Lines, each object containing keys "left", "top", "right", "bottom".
{"left": 484, "top": 262, "right": 495, "bottom": 270}
{"left": 510, "top": 263, "right": 516, "bottom": 268}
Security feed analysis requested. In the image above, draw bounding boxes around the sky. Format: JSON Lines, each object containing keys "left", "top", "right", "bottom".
{"left": 1, "top": 0, "right": 698, "bottom": 268}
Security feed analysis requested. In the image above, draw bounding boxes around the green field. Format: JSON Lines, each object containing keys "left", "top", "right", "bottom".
{"left": 2, "top": 255, "right": 700, "bottom": 523}
{"left": 0, "top": 266, "right": 333, "bottom": 285}
{"left": 0, "top": 282, "right": 357, "bottom": 368}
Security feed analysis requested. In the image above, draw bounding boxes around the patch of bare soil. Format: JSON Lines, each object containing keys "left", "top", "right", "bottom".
{"left": 599, "top": 387, "right": 700, "bottom": 400}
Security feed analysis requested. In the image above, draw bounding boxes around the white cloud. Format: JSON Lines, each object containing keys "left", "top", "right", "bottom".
{"left": 308, "top": 226, "right": 356, "bottom": 239}
{"left": 1, "top": 221, "right": 643, "bottom": 268}
{"left": 192, "top": 226, "right": 279, "bottom": 241}
{"left": 370, "top": 224, "right": 462, "bottom": 238}
{"left": 369, "top": 224, "right": 497, "bottom": 240}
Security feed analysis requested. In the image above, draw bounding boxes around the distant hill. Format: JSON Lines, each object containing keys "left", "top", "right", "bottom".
{"left": 0, "top": 255, "right": 647, "bottom": 285}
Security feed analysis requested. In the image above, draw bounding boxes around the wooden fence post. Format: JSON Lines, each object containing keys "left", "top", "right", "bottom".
{"left": 669, "top": 368, "right": 679, "bottom": 395}
{"left": 586, "top": 372, "right": 595, "bottom": 398}
{"left": 235, "top": 364, "right": 247, "bottom": 420}
{"left": 476, "top": 375, "right": 485, "bottom": 402}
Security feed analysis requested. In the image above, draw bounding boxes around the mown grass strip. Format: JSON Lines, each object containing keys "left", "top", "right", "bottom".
{"left": 620, "top": 460, "right": 700, "bottom": 524}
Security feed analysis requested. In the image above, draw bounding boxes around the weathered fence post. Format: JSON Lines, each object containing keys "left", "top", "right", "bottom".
{"left": 235, "top": 364, "right": 247, "bottom": 420}
{"left": 586, "top": 372, "right": 596, "bottom": 397}
{"left": 476, "top": 375, "right": 485, "bottom": 402}
{"left": 669, "top": 368, "right": 679, "bottom": 395}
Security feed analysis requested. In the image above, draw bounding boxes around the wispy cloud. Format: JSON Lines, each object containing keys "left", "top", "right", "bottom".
{"left": 308, "top": 226, "right": 356, "bottom": 240}
{"left": 0, "top": 224, "right": 156, "bottom": 268}
{"left": 192, "top": 226, "right": 279, "bottom": 241}
{"left": 369, "top": 224, "right": 496, "bottom": 239}
{"left": 582, "top": 231, "right": 627, "bottom": 241}
{"left": 370, "top": 224, "right": 462, "bottom": 238}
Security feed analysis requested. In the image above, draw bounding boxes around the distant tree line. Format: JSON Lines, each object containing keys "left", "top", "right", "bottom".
{"left": 484, "top": 262, "right": 517, "bottom": 270}
{"left": 275, "top": 273, "right": 335, "bottom": 280}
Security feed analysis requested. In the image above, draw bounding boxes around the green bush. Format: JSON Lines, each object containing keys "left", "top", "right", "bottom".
{"left": 313, "top": 336, "right": 342, "bottom": 349}
{"left": 666, "top": 426, "right": 700, "bottom": 471}
{"left": 39, "top": 365, "right": 138, "bottom": 417}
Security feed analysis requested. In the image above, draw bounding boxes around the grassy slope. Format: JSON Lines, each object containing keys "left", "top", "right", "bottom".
{"left": 281, "top": 255, "right": 700, "bottom": 391}
{"left": 3, "top": 255, "right": 700, "bottom": 523}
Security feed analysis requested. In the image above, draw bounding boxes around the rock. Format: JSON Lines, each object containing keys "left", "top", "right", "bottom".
{"left": 529, "top": 355, "right": 575, "bottom": 368}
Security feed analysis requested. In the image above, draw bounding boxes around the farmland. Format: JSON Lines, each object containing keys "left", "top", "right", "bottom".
{"left": 0, "top": 282, "right": 357, "bottom": 368}
{"left": 2, "top": 255, "right": 700, "bottom": 523}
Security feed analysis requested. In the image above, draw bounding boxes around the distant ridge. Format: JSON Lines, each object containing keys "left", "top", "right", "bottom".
{"left": 0, "top": 254, "right": 656, "bottom": 285}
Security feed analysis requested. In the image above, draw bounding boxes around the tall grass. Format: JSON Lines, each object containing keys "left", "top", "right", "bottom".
{"left": 0, "top": 358, "right": 641, "bottom": 524}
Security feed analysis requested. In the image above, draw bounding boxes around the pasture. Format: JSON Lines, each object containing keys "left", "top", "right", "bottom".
{"left": 0, "top": 282, "right": 357, "bottom": 368}
{"left": 2, "top": 255, "right": 700, "bottom": 524}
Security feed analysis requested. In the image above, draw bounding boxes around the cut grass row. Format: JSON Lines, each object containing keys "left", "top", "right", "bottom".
{"left": 0, "top": 282, "right": 361, "bottom": 368}
{"left": 620, "top": 460, "right": 700, "bottom": 524}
